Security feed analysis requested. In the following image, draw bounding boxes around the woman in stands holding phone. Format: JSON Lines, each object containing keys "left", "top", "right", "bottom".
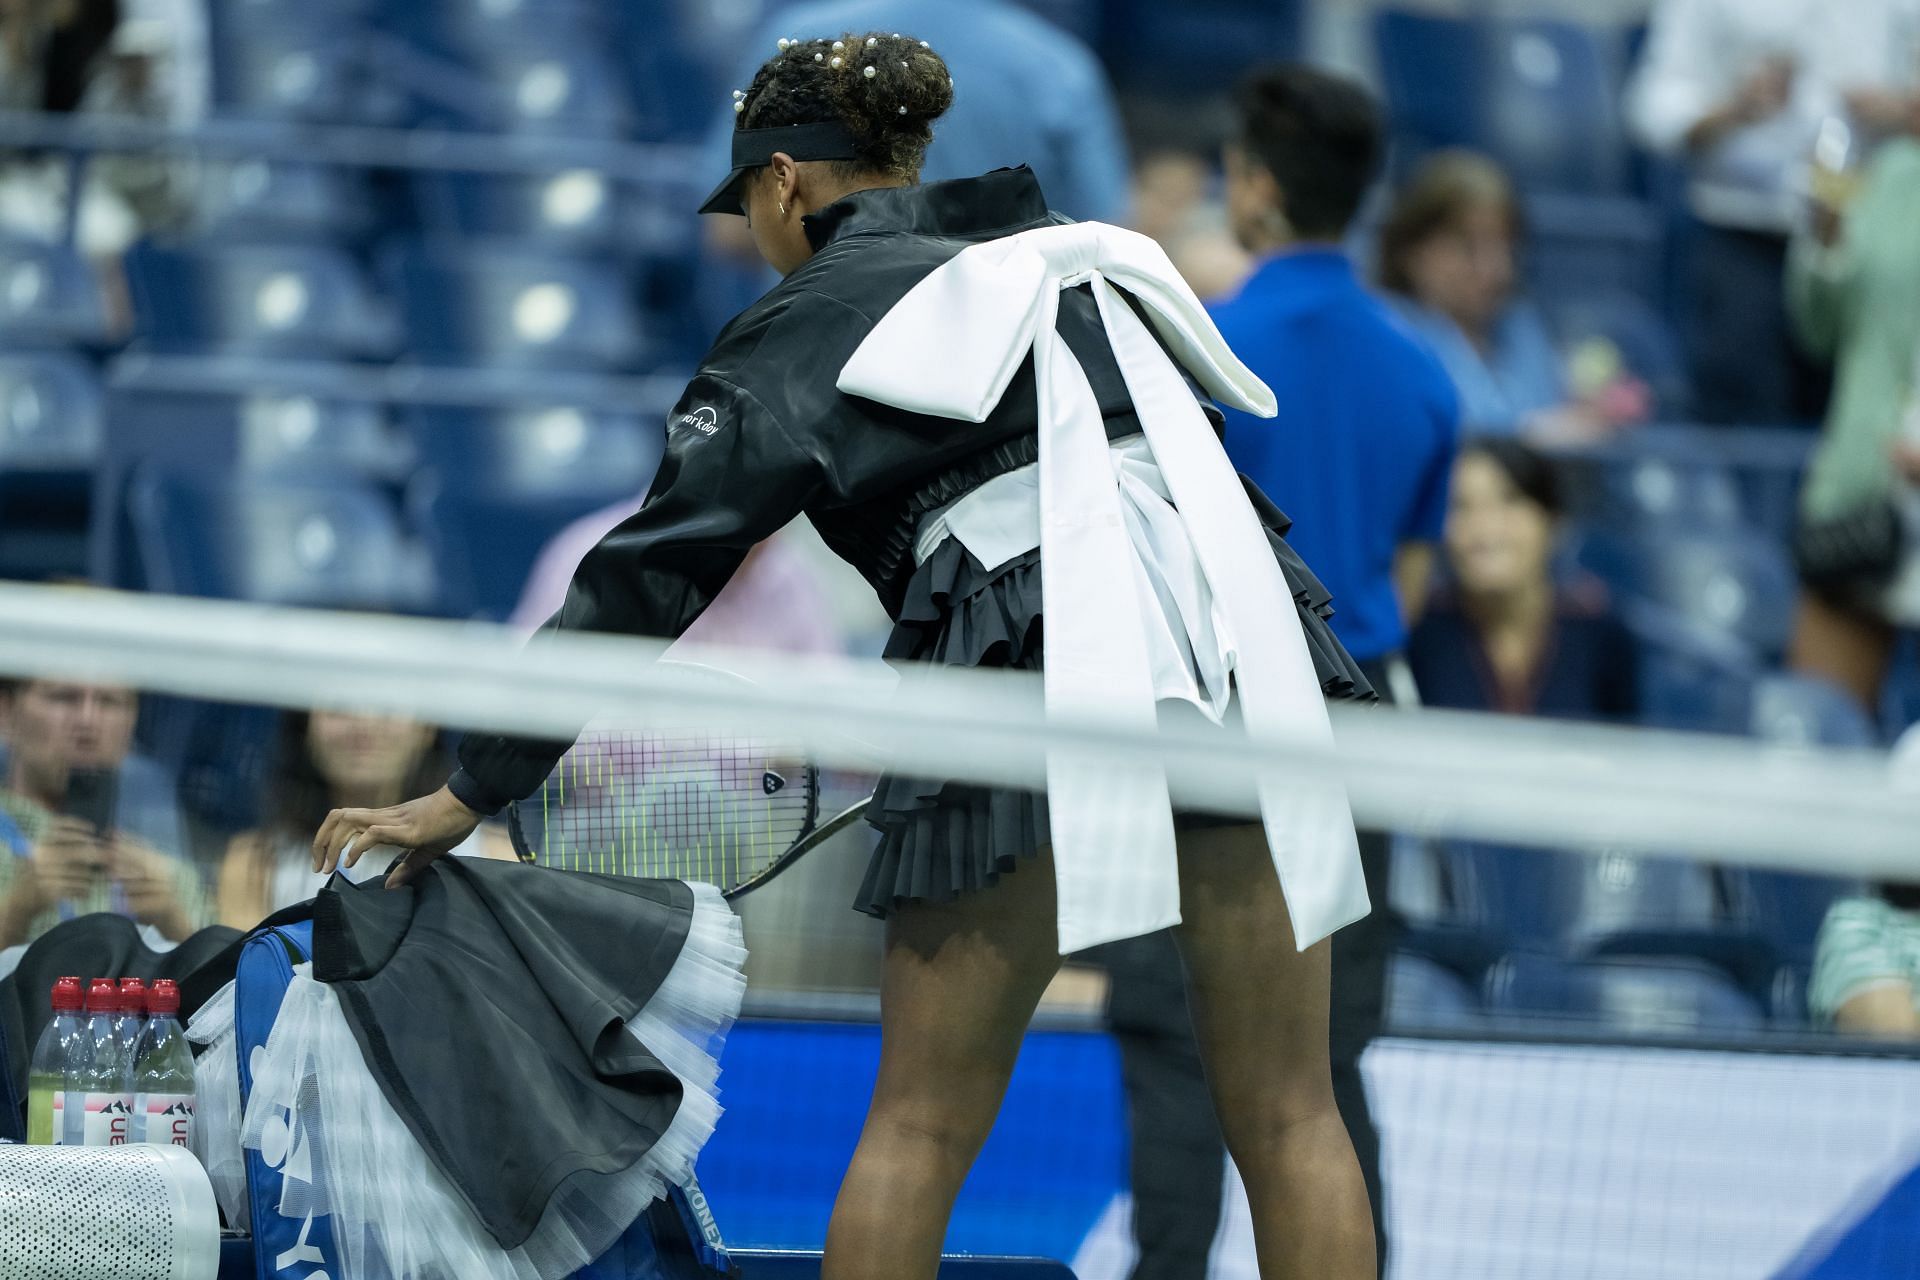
{"left": 313, "top": 34, "right": 1379, "bottom": 1279}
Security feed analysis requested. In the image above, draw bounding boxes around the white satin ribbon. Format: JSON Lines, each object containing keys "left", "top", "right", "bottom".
{"left": 839, "top": 221, "right": 1367, "bottom": 953}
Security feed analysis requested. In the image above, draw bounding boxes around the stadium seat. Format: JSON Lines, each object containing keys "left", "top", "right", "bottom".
{"left": 1627, "top": 609, "right": 1756, "bottom": 733}
{"left": 191, "top": 160, "right": 378, "bottom": 243}
{"left": 0, "top": 352, "right": 103, "bottom": 470}
{"left": 1575, "top": 527, "right": 1797, "bottom": 661}
{"left": 206, "top": 5, "right": 380, "bottom": 124}
{"left": 1593, "top": 453, "right": 1744, "bottom": 532}
{"left": 406, "top": 404, "right": 661, "bottom": 500}
{"left": 1388, "top": 951, "right": 1484, "bottom": 1030}
{"left": 1748, "top": 673, "right": 1879, "bottom": 747}
{"left": 1725, "top": 870, "right": 1865, "bottom": 971}
{"left": 409, "top": 170, "right": 631, "bottom": 252}
{"left": 0, "top": 240, "right": 110, "bottom": 347}
{"left": 123, "top": 241, "right": 400, "bottom": 360}
{"left": 1485, "top": 954, "right": 1767, "bottom": 1032}
{"left": 1101, "top": 0, "right": 1303, "bottom": 97}
{"left": 407, "top": 477, "right": 621, "bottom": 621}
{"left": 1374, "top": 10, "right": 1636, "bottom": 195}
{"left": 386, "top": 242, "right": 652, "bottom": 369}
{"left": 1526, "top": 193, "right": 1667, "bottom": 317}
{"left": 390, "top": 7, "right": 633, "bottom": 139}
{"left": 127, "top": 468, "right": 435, "bottom": 610}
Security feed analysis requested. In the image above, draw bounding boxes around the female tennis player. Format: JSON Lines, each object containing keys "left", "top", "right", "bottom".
{"left": 314, "top": 33, "right": 1378, "bottom": 1280}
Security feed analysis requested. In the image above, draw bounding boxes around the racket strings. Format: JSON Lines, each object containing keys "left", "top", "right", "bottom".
{"left": 519, "top": 725, "right": 815, "bottom": 894}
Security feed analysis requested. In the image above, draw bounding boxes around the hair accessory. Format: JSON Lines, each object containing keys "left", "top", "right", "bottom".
{"left": 732, "top": 89, "right": 746, "bottom": 99}
{"left": 777, "top": 38, "right": 790, "bottom": 50}
{"left": 865, "top": 37, "right": 877, "bottom": 48}
{"left": 830, "top": 56, "right": 843, "bottom": 68}
{"left": 891, "top": 32, "right": 901, "bottom": 38}
{"left": 919, "top": 40, "right": 929, "bottom": 48}
{"left": 733, "top": 100, "right": 745, "bottom": 113}
{"left": 862, "top": 65, "right": 876, "bottom": 78}
{"left": 832, "top": 40, "right": 845, "bottom": 51}
{"left": 898, "top": 105, "right": 908, "bottom": 115}
{"left": 900, "top": 61, "right": 908, "bottom": 69}
{"left": 814, "top": 51, "right": 824, "bottom": 61}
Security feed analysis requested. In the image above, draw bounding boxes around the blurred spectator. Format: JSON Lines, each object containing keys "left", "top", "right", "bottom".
{"left": 699, "top": 0, "right": 1129, "bottom": 307}
{"left": 1786, "top": 137, "right": 1920, "bottom": 711}
{"left": 216, "top": 711, "right": 507, "bottom": 930}
{"left": 1410, "top": 439, "right": 1640, "bottom": 721}
{"left": 1131, "top": 148, "right": 1251, "bottom": 301}
{"left": 1379, "top": 151, "right": 1652, "bottom": 442}
{"left": 1626, "top": 0, "right": 1920, "bottom": 424}
{"left": 512, "top": 505, "right": 849, "bottom": 658}
{"left": 1808, "top": 724, "right": 1920, "bottom": 1037}
{"left": 0, "top": 678, "right": 205, "bottom": 949}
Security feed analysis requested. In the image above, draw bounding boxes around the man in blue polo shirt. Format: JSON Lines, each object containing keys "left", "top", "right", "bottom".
{"left": 1100, "top": 66, "right": 1456, "bottom": 1280}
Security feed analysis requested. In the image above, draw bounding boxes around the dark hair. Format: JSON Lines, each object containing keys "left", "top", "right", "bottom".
{"left": 1884, "top": 881, "right": 1920, "bottom": 911}
{"left": 736, "top": 32, "right": 954, "bottom": 185}
{"left": 1459, "top": 437, "right": 1563, "bottom": 517}
{"left": 1231, "top": 64, "right": 1381, "bottom": 240}
{"left": 1377, "top": 150, "right": 1523, "bottom": 296}
{"left": 262, "top": 711, "right": 451, "bottom": 841}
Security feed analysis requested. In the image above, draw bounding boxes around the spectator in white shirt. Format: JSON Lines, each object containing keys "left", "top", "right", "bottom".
{"left": 1626, "top": 0, "right": 1920, "bottom": 424}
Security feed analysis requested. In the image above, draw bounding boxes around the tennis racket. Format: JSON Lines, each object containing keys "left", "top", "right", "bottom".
{"left": 505, "top": 664, "right": 870, "bottom": 898}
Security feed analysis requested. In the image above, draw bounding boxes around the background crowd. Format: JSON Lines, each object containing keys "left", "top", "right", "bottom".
{"left": 0, "top": 0, "right": 1917, "bottom": 1052}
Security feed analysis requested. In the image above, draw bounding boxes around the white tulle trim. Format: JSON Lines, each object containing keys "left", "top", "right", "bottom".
{"left": 185, "top": 980, "right": 249, "bottom": 1230}
{"left": 236, "top": 883, "right": 746, "bottom": 1280}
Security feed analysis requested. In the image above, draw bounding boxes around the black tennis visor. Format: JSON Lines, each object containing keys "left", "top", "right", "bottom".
{"left": 697, "top": 121, "right": 861, "bottom": 216}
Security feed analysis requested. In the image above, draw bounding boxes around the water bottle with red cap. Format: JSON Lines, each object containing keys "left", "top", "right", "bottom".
{"left": 25, "top": 975, "right": 85, "bottom": 1144}
{"left": 132, "top": 978, "right": 195, "bottom": 1149}
{"left": 78, "top": 978, "right": 134, "bottom": 1146}
{"left": 114, "top": 977, "right": 147, "bottom": 1086}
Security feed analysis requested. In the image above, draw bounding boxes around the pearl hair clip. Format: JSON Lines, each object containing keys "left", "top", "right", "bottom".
{"left": 863, "top": 65, "right": 876, "bottom": 78}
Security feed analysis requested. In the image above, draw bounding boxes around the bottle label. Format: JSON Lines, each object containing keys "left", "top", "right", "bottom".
{"left": 138, "top": 1093, "right": 196, "bottom": 1148}
{"left": 80, "top": 1092, "right": 133, "bottom": 1146}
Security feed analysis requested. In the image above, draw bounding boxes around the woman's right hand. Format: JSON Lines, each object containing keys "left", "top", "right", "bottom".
{"left": 312, "top": 786, "right": 482, "bottom": 885}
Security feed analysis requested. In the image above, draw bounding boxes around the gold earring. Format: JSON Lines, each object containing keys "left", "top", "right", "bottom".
{"left": 779, "top": 200, "right": 787, "bottom": 217}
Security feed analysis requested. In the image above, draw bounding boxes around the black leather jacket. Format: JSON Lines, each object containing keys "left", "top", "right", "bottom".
{"left": 452, "top": 167, "right": 1227, "bottom": 814}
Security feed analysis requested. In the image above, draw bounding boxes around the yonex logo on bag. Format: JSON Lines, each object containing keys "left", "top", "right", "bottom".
{"left": 676, "top": 405, "right": 721, "bottom": 436}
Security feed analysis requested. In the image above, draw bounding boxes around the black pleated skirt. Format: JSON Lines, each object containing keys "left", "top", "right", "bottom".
{"left": 854, "top": 523, "right": 1374, "bottom": 920}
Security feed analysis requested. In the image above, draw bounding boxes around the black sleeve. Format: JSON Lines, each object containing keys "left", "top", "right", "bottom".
{"left": 449, "top": 372, "right": 824, "bottom": 814}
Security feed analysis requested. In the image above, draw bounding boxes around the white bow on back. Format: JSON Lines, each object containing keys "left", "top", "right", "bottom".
{"left": 840, "top": 221, "right": 1367, "bottom": 954}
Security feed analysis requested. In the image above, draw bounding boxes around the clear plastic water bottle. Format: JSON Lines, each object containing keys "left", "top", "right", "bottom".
{"left": 26, "top": 976, "right": 85, "bottom": 1145}
{"left": 132, "top": 979, "right": 196, "bottom": 1150}
{"left": 114, "top": 977, "right": 147, "bottom": 1082}
{"left": 78, "top": 978, "right": 134, "bottom": 1146}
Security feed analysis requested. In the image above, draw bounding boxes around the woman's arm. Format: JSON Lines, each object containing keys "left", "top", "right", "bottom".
{"left": 449, "top": 371, "right": 826, "bottom": 816}
{"left": 214, "top": 832, "right": 269, "bottom": 931}
{"left": 1832, "top": 982, "right": 1920, "bottom": 1037}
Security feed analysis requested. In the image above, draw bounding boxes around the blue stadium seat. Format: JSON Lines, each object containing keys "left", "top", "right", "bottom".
{"left": 406, "top": 404, "right": 661, "bottom": 500}
{"left": 1748, "top": 673, "right": 1878, "bottom": 747}
{"left": 206, "top": 5, "right": 379, "bottom": 124}
{"left": 191, "top": 160, "right": 377, "bottom": 243}
{"left": 390, "top": 4, "right": 632, "bottom": 139}
{"left": 124, "top": 241, "right": 399, "bottom": 360}
{"left": 407, "top": 476, "right": 618, "bottom": 621}
{"left": 0, "top": 352, "right": 102, "bottom": 470}
{"left": 1625, "top": 606, "right": 1756, "bottom": 733}
{"left": 1101, "top": 0, "right": 1303, "bottom": 97}
{"left": 1375, "top": 10, "right": 1636, "bottom": 195}
{"left": 127, "top": 468, "right": 434, "bottom": 609}
{"left": 0, "top": 240, "right": 110, "bottom": 346}
{"left": 386, "top": 243, "right": 651, "bottom": 369}
{"left": 1526, "top": 193, "right": 1666, "bottom": 316}
{"left": 1576, "top": 527, "right": 1797, "bottom": 661}
{"left": 1594, "top": 453, "right": 1744, "bottom": 532}
{"left": 1388, "top": 951, "right": 1484, "bottom": 1030}
{"left": 1485, "top": 954, "right": 1766, "bottom": 1032}
{"left": 409, "top": 170, "right": 631, "bottom": 251}
{"left": 1725, "top": 870, "right": 1865, "bottom": 971}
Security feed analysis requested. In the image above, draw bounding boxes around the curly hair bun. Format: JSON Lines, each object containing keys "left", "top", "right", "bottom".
{"left": 737, "top": 32, "right": 954, "bottom": 181}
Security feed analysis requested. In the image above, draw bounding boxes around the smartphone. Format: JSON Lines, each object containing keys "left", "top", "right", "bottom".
{"left": 61, "top": 767, "right": 119, "bottom": 837}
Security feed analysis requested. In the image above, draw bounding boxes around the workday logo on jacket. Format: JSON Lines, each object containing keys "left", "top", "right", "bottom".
{"left": 675, "top": 405, "right": 720, "bottom": 437}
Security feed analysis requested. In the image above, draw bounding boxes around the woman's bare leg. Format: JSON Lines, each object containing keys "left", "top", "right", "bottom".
{"left": 821, "top": 855, "right": 1063, "bottom": 1280}
{"left": 1172, "top": 823, "right": 1377, "bottom": 1279}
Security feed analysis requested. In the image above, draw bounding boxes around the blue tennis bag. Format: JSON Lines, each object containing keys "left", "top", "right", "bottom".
{"left": 231, "top": 915, "right": 733, "bottom": 1280}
